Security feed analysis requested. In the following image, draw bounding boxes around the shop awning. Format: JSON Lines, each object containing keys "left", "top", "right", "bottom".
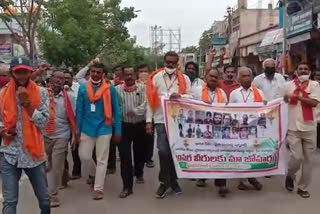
{"left": 287, "top": 32, "right": 311, "bottom": 45}
{"left": 259, "top": 28, "right": 283, "bottom": 47}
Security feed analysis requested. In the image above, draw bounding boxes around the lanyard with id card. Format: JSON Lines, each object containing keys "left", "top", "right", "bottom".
{"left": 90, "top": 103, "right": 96, "bottom": 112}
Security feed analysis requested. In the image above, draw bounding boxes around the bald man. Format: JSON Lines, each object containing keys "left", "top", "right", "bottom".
{"left": 0, "top": 63, "right": 10, "bottom": 88}
{"left": 230, "top": 67, "right": 265, "bottom": 191}
{"left": 252, "top": 58, "right": 285, "bottom": 101}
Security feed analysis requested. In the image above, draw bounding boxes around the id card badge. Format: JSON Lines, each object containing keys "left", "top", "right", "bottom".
{"left": 90, "top": 104, "right": 96, "bottom": 112}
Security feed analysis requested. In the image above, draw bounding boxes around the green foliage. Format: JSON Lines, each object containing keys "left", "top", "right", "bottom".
{"left": 199, "top": 28, "right": 213, "bottom": 53}
{"left": 181, "top": 45, "right": 198, "bottom": 54}
{"left": 37, "top": 0, "right": 136, "bottom": 68}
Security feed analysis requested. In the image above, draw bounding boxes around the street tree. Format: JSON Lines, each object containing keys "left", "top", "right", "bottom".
{"left": 0, "top": 0, "right": 44, "bottom": 63}
{"left": 37, "top": 0, "right": 136, "bottom": 69}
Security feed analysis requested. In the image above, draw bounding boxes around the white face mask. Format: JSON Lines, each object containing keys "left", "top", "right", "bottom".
{"left": 298, "top": 74, "right": 310, "bottom": 82}
{"left": 165, "top": 67, "right": 177, "bottom": 75}
{"left": 91, "top": 78, "right": 102, "bottom": 85}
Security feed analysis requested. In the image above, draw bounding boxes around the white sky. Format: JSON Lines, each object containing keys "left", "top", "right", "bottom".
{"left": 121, "top": 0, "right": 277, "bottom": 48}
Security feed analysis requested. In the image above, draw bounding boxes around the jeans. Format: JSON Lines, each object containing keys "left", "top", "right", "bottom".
{"left": 155, "top": 124, "right": 178, "bottom": 188}
{"left": 0, "top": 153, "right": 50, "bottom": 214}
{"left": 118, "top": 122, "right": 146, "bottom": 190}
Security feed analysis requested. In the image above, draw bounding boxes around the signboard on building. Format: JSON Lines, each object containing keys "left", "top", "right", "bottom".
{"left": 0, "top": 43, "right": 12, "bottom": 56}
{"left": 211, "top": 37, "right": 227, "bottom": 49}
{"left": 287, "top": 9, "right": 313, "bottom": 37}
{"left": 315, "top": 0, "right": 320, "bottom": 13}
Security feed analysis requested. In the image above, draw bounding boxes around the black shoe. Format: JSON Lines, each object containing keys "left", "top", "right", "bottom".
{"left": 146, "top": 161, "right": 155, "bottom": 168}
{"left": 238, "top": 182, "right": 250, "bottom": 191}
{"left": 106, "top": 168, "right": 116, "bottom": 175}
{"left": 156, "top": 184, "right": 169, "bottom": 199}
{"left": 119, "top": 189, "right": 133, "bottom": 198}
{"left": 248, "top": 178, "right": 263, "bottom": 191}
{"left": 285, "top": 176, "right": 294, "bottom": 192}
{"left": 171, "top": 182, "right": 182, "bottom": 195}
{"left": 70, "top": 175, "right": 81, "bottom": 180}
{"left": 218, "top": 186, "right": 230, "bottom": 198}
{"left": 196, "top": 179, "right": 206, "bottom": 187}
{"left": 136, "top": 177, "right": 145, "bottom": 184}
{"left": 297, "top": 189, "right": 310, "bottom": 198}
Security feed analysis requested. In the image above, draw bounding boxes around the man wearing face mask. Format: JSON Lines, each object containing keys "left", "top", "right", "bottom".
{"left": 76, "top": 63, "right": 121, "bottom": 200}
{"left": 281, "top": 63, "right": 320, "bottom": 198}
{"left": 185, "top": 61, "right": 204, "bottom": 88}
{"left": 146, "top": 51, "right": 191, "bottom": 199}
{"left": 253, "top": 58, "right": 286, "bottom": 101}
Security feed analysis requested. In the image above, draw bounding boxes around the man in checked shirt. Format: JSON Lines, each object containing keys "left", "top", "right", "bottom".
{"left": 116, "top": 65, "right": 148, "bottom": 198}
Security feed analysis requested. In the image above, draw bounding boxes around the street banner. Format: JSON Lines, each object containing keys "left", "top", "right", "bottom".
{"left": 163, "top": 98, "right": 288, "bottom": 179}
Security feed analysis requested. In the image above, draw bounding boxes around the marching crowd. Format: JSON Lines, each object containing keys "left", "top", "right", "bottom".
{"left": 0, "top": 48, "right": 319, "bottom": 214}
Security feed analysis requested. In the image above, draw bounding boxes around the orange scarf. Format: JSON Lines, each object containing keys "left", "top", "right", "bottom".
{"left": 146, "top": 68, "right": 187, "bottom": 111}
{"left": 201, "top": 84, "right": 225, "bottom": 103}
{"left": 289, "top": 79, "right": 313, "bottom": 121}
{"left": 252, "top": 85, "right": 263, "bottom": 102}
{"left": 0, "top": 79, "right": 44, "bottom": 160}
{"left": 86, "top": 80, "right": 112, "bottom": 125}
{"left": 45, "top": 88, "right": 78, "bottom": 135}
{"left": 45, "top": 88, "right": 56, "bottom": 134}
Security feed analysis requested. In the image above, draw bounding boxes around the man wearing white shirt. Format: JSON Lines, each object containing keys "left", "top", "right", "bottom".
{"left": 252, "top": 58, "right": 285, "bottom": 101}
{"left": 185, "top": 61, "right": 204, "bottom": 88}
{"left": 146, "top": 51, "right": 191, "bottom": 199}
{"left": 229, "top": 66, "right": 266, "bottom": 191}
{"left": 191, "top": 68, "right": 230, "bottom": 197}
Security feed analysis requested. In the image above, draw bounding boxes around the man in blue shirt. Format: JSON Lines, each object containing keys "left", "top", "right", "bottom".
{"left": 76, "top": 63, "right": 121, "bottom": 200}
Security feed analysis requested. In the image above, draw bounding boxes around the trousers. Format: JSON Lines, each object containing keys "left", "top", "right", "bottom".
{"left": 287, "top": 130, "right": 316, "bottom": 191}
{"left": 155, "top": 124, "right": 178, "bottom": 187}
{"left": 79, "top": 134, "right": 112, "bottom": 191}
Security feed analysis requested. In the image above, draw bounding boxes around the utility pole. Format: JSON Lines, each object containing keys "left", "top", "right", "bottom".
{"left": 282, "top": 0, "right": 287, "bottom": 75}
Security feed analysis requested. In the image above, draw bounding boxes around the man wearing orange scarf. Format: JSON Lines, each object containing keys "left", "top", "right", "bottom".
{"left": 146, "top": 51, "right": 191, "bottom": 198}
{"left": 44, "top": 70, "right": 77, "bottom": 208}
{"left": 0, "top": 57, "right": 50, "bottom": 214}
{"left": 191, "top": 68, "right": 229, "bottom": 197}
{"left": 76, "top": 63, "right": 121, "bottom": 200}
{"left": 229, "top": 66, "right": 265, "bottom": 192}
{"left": 282, "top": 63, "right": 320, "bottom": 198}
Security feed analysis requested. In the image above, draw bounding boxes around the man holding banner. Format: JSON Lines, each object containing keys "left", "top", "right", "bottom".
{"left": 146, "top": 51, "right": 191, "bottom": 199}
{"left": 229, "top": 66, "right": 266, "bottom": 191}
{"left": 191, "top": 67, "right": 229, "bottom": 197}
{"left": 282, "top": 63, "right": 320, "bottom": 198}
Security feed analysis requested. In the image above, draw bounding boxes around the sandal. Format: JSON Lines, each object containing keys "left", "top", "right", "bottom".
{"left": 297, "top": 189, "right": 310, "bottom": 198}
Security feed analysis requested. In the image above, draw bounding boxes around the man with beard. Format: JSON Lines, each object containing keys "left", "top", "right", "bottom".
{"left": 0, "top": 57, "right": 50, "bottom": 213}
{"left": 206, "top": 48, "right": 239, "bottom": 100}
{"left": 230, "top": 66, "right": 265, "bottom": 192}
{"left": 76, "top": 63, "right": 121, "bottom": 200}
{"left": 253, "top": 58, "right": 285, "bottom": 101}
{"left": 185, "top": 61, "right": 204, "bottom": 88}
{"left": 44, "top": 70, "right": 77, "bottom": 207}
{"left": 190, "top": 68, "right": 229, "bottom": 197}
{"left": 116, "top": 65, "right": 147, "bottom": 198}
{"left": 146, "top": 51, "right": 191, "bottom": 198}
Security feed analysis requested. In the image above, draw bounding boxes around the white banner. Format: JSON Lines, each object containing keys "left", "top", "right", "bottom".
{"left": 163, "top": 98, "right": 288, "bottom": 179}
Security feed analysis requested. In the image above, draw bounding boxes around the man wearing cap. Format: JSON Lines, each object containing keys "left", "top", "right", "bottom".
{"left": 253, "top": 58, "right": 286, "bottom": 101}
{"left": 0, "top": 57, "right": 50, "bottom": 213}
